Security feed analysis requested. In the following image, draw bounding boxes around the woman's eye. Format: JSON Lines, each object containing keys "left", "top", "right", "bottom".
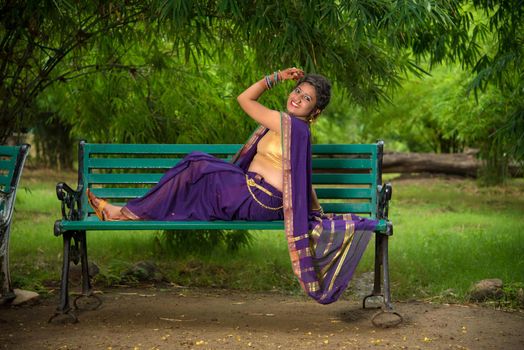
{"left": 305, "top": 96, "right": 311, "bottom": 102}
{"left": 294, "top": 88, "right": 301, "bottom": 93}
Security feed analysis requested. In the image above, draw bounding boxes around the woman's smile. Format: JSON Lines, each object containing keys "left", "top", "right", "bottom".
{"left": 286, "top": 82, "right": 317, "bottom": 117}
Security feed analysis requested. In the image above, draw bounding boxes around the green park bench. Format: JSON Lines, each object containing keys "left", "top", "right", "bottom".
{"left": 51, "top": 141, "right": 399, "bottom": 325}
{"left": 0, "top": 144, "right": 30, "bottom": 304}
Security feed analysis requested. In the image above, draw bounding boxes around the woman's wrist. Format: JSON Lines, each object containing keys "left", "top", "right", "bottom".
{"left": 264, "top": 70, "right": 282, "bottom": 90}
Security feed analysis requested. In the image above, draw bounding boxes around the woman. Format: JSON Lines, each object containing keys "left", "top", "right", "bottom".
{"left": 88, "top": 68, "right": 378, "bottom": 304}
{"left": 87, "top": 67, "right": 319, "bottom": 222}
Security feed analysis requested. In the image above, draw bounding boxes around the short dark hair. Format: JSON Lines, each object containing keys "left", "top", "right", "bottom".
{"left": 295, "top": 74, "right": 331, "bottom": 111}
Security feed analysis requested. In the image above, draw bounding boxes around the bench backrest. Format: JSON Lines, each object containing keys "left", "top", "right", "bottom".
{"left": 80, "top": 142, "right": 384, "bottom": 220}
{"left": 0, "top": 144, "right": 30, "bottom": 221}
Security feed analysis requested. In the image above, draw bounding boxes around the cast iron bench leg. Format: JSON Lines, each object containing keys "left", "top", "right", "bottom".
{"left": 49, "top": 231, "right": 102, "bottom": 323}
{"left": 49, "top": 231, "right": 77, "bottom": 323}
{"left": 73, "top": 230, "right": 102, "bottom": 310}
{"left": 363, "top": 233, "right": 383, "bottom": 303}
{"left": 363, "top": 232, "right": 403, "bottom": 327}
{"left": 0, "top": 225, "right": 16, "bottom": 304}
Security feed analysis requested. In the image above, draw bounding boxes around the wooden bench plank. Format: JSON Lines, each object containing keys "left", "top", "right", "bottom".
{"left": 59, "top": 218, "right": 389, "bottom": 232}
{"left": 87, "top": 173, "right": 163, "bottom": 184}
{"left": 84, "top": 143, "right": 378, "bottom": 155}
{"left": 83, "top": 202, "right": 374, "bottom": 216}
{"left": 312, "top": 173, "right": 375, "bottom": 184}
{"left": 0, "top": 174, "right": 12, "bottom": 188}
{"left": 312, "top": 158, "right": 373, "bottom": 169}
{"left": 87, "top": 157, "right": 374, "bottom": 170}
{"left": 88, "top": 158, "right": 186, "bottom": 169}
{"left": 322, "top": 203, "right": 373, "bottom": 214}
{"left": 85, "top": 173, "right": 377, "bottom": 185}
{"left": 315, "top": 188, "right": 373, "bottom": 199}
{"left": 0, "top": 159, "right": 16, "bottom": 170}
{"left": 89, "top": 187, "right": 376, "bottom": 200}
{"left": 311, "top": 144, "right": 378, "bottom": 154}
{"left": 86, "top": 144, "right": 242, "bottom": 154}
{"left": 0, "top": 146, "right": 20, "bottom": 157}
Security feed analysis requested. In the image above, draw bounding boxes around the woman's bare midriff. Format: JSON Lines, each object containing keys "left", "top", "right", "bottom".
{"left": 248, "top": 156, "right": 283, "bottom": 192}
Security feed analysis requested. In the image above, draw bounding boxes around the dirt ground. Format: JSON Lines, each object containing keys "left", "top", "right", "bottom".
{"left": 0, "top": 286, "right": 522, "bottom": 350}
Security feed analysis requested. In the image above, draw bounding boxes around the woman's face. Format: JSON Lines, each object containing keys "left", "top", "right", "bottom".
{"left": 286, "top": 82, "right": 318, "bottom": 118}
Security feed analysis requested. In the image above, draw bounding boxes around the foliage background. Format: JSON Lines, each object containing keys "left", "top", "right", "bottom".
{"left": 1, "top": 0, "right": 521, "bottom": 181}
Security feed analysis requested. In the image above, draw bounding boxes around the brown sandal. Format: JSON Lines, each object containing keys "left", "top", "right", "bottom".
{"left": 86, "top": 189, "right": 108, "bottom": 221}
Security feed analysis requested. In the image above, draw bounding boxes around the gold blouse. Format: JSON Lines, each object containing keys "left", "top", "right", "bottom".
{"left": 252, "top": 130, "right": 282, "bottom": 170}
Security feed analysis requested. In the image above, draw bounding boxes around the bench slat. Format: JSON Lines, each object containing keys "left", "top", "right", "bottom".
{"left": 87, "top": 157, "right": 373, "bottom": 170}
{"left": 86, "top": 144, "right": 242, "bottom": 155}
{"left": 87, "top": 173, "right": 163, "bottom": 184}
{"left": 312, "top": 158, "right": 373, "bottom": 169}
{"left": 89, "top": 188, "right": 149, "bottom": 198}
{"left": 0, "top": 159, "right": 16, "bottom": 170}
{"left": 84, "top": 202, "right": 373, "bottom": 216}
{"left": 86, "top": 173, "right": 376, "bottom": 185}
{"left": 315, "top": 188, "right": 373, "bottom": 199}
{"left": 0, "top": 146, "right": 19, "bottom": 157}
{"left": 84, "top": 143, "right": 378, "bottom": 155}
{"left": 59, "top": 218, "right": 388, "bottom": 232}
{"left": 64, "top": 218, "right": 285, "bottom": 230}
{"left": 322, "top": 203, "right": 373, "bottom": 214}
{"left": 88, "top": 158, "right": 187, "bottom": 169}
{"left": 90, "top": 187, "right": 375, "bottom": 200}
{"left": 312, "top": 174, "right": 374, "bottom": 184}
{"left": 0, "top": 174, "right": 12, "bottom": 188}
{"left": 311, "top": 144, "right": 377, "bottom": 154}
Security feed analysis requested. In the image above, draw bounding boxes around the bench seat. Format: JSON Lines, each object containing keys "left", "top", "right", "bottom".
{"left": 57, "top": 217, "right": 389, "bottom": 231}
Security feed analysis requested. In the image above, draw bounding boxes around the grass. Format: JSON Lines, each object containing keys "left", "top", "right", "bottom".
{"left": 7, "top": 169, "right": 524, "bottom": 306}
{"left": 376, "top": 176, "right": 524, "bottom": 304}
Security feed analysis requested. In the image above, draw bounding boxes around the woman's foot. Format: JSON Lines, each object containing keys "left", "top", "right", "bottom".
{"left": 86, "top": 189, "right": 126, "bottom": 221}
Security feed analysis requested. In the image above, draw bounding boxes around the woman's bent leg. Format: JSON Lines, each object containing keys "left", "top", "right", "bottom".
{"left": 123, "top": 154, "right": 284, "bottom": 221}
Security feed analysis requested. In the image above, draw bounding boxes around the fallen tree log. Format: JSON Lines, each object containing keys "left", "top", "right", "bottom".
{"left": 382, "top": 152, "right": 522, "bottom": 177}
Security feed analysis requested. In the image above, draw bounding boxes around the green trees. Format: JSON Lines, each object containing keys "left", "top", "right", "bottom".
{"left": 467, "top": 0, "right": 524, "bottom": 181}
{"left": 351, "top": 1, "right": 523, "bottom": 182}
{"left": 1, "top": 1, "right": 522, "bottom": 180}
{"left": 0, "top": 0, "right": 150, "bottom": 143}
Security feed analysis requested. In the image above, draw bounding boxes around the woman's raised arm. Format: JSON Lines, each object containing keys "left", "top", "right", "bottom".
{"left": 237, "top": 68, "right": 304, "bottom": 133}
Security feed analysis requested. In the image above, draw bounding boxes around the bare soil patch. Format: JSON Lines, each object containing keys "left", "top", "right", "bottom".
{"left": 1, "top": 287, "right": 522, "bottom": 349}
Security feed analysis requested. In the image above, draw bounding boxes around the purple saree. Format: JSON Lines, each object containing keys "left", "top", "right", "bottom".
{"left": 232, "top": 113, "right": 378, "bottom": 304}
{"left": 124, "top": 152, "right": 284, "bottom": 222}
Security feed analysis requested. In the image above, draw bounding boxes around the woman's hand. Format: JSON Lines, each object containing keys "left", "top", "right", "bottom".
{"left": 236, "top": 67, "right": 304, "bottom": 132}
{"left": 280, "top": 67, "right": 304, "bottom": 81}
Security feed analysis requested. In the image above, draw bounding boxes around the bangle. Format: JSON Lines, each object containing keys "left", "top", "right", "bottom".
{"left": 264, "top": 71, "right": 281, "bottom": 90}
{"left": 265, "top": 75, "right": 272, "bottom": 89}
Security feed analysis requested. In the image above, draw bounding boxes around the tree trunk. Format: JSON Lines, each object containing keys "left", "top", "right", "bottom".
{"left": 383, "top": 152, "right": 522, "bottom": 177}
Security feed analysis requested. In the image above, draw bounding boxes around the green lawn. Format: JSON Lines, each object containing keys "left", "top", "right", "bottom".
{"left": 8, "top": 169, "right": 524, "bottom": 305}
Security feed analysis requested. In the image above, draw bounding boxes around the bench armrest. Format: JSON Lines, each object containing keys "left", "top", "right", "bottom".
{"left": 377, "top": 183, "right": 392, "bottom": 220}
{"left": 56, "top": 182, "right": 84, "bottom": 221}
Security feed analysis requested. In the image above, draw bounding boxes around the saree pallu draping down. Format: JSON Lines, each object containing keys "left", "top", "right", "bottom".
{"left": 232, "top": 114, "right": 378, "bottom": 304}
